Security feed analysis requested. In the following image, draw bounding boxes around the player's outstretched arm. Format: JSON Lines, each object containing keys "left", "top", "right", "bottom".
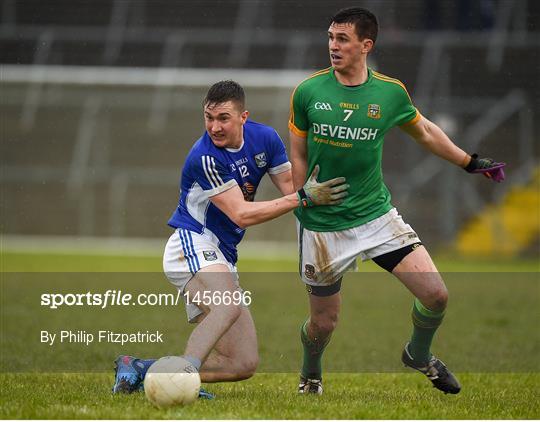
{"left": 210, "top": 168, "right": 348, "bottom": 229}
{"left": 269, "top": 169, "right": 295, "bottom": 195}
{"left": 401, "top": 115, "right": 506, "bottom": 182}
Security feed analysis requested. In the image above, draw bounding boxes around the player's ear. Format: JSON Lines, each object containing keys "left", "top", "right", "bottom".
{"left": 241, "top": 110, "right": 249, "bottom": 123}
{"left": 361, "top": 38, "right": 374, "bottom": 54}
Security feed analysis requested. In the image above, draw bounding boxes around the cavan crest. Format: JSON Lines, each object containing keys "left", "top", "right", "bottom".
{"left": 254, "top": 152, "right": 267, "bottom": 168}
{"left": 203, "top": 250, "right": 218, "bottom": 261}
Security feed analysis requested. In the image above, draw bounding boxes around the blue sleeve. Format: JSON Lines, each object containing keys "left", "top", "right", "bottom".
{"left": 189, "top": 153, "right": 237, "bottom": 196}
{"left": 266, "top": 129, "right": 291, "bottom": 175}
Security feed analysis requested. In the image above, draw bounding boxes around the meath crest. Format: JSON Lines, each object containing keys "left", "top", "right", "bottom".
{"left": 254, "top": 152, "right": 267, "bottom": 168}
{"left": 367, "top": 104, "right": 381, "bottom": 119}
{"left": 304, "top": 264, "right": 316, "bottom": 280}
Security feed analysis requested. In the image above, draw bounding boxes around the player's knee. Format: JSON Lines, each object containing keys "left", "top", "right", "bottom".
{"left": 427, "top": 286, "right": 448, "bottom": 311}
{"left": 237, "top": 355, "right": 258, "bottom": 380}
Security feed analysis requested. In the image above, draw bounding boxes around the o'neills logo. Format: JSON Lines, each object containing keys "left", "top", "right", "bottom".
{"left": 312, "top": 123, "right": 378, "bottom": 141}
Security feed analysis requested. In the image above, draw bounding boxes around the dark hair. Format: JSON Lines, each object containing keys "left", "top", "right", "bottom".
{"left": 203, "top": 80, "right": 245, "bottom": 110}
{"left": 330, "top": 7, "right": 378, "bottom": 44}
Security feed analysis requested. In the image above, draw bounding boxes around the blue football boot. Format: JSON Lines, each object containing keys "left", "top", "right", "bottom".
{"left": 113, "top": 355, "right": 215, "bottom": 399}
{"left": 112, "top": 355, "right": 143, "bottom": 394}
{"left": 198, "top": 388, "right": 215, "bottom": 399}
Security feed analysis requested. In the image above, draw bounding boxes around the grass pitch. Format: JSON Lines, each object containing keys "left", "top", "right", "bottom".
{"left": 2, "top": 373, "right": 538, "bottom": 419}
{"left": 1, "top": 250, "right": 539, "bottom": 419}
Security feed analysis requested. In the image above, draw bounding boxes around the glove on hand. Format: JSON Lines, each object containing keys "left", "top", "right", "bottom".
{"left": 464, "top": 154, "right": 506, "bottom": 182}
{"left": 297, "top": 165, "right": 349, "bottom": 207}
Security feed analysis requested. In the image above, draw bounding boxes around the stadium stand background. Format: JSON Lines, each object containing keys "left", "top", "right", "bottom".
{"left": 2, "top": 0, "right": 539, "bottom": 255}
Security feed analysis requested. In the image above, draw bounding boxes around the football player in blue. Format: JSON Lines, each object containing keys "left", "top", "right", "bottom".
{"left": 112, "top": 80, "right": 348, "bottom": 397}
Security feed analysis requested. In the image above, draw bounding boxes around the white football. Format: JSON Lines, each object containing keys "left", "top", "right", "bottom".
{"left": 144, "top": 356, "right": 201, "bottom": 408}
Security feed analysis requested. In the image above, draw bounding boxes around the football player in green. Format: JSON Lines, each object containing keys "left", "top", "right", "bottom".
{"left": 289, "top": 7, "right": 506, "bottom": 395}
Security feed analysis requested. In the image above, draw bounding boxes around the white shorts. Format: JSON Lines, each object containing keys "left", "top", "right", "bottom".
{"left": 297, "top": 208, "right": 421, "bottom": 286}
{"left": 163, "top": 228, "right": 240, "bottom": 323}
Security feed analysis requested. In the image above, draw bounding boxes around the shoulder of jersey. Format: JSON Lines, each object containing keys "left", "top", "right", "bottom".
{"left": 371, "top": 70, "right": 410, "bottom": 93}
{"left": 244, "top": 119, "right": 276, "bottom": 139}
{"left": 295, "top": 67, "right": 332, "bottom": 90}
{"left": 245, "top": 119, "right": 270, "bottom": 131}
{"left": 186, "top": 134, "right": 215, "bottom": 162}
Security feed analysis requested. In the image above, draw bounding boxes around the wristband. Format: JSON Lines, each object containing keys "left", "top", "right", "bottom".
{"left": 464, "top": 154, "right": 479, "bottom": 172}
{"left": 296, "top": 188, "right": 313, "bottom": 208}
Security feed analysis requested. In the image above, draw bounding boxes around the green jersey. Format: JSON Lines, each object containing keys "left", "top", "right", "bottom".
{"left": 289, "top": 67, "right": 420, "bottom": 232}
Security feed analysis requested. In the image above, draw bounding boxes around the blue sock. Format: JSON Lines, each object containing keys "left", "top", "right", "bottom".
{"left": 183, "top": 355, "right": 202, "bottom": 371}
{"left": 134, "top": 359, "right": 156, "bottom": 379}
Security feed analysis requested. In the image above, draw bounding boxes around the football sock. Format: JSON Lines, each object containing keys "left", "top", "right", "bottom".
{"left": 135, "top": 359, "right": 156, "bottom": 379}
{"left": 300, "top": 319, "right": 330, "bottom": 379}
{"left": 183, "top": 355, "right": 202, "bottom": 371}
{"left": 409, "top": 298, "right": 445, "bottom": 363}
{"left": 135, "top": 357, "right": 200, "bottom": 380}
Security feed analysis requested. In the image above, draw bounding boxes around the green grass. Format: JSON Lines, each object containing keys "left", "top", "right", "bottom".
{"left": 2, "top": 251, "right": 539, "bottom": 272}
{"left": 1, "top": 373, "right": 538, "bottom": 419}
{"left": 1, "top": 250, "right": 539, "bottom": 419}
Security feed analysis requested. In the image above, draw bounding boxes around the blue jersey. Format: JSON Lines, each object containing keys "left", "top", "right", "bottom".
{"left": 168, "top": 120, "right": 291, "bottom": 264}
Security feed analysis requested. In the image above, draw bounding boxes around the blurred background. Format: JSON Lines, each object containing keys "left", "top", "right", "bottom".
{"left": 1, "top": 0, "right": 539, "bottom": 259}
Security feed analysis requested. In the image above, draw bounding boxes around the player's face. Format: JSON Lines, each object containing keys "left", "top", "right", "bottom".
{"left": 328, "top": 22, "right": 373, "bottom": 73}
{"left": 204, "top": 101, "right": 249, "bottom": 149}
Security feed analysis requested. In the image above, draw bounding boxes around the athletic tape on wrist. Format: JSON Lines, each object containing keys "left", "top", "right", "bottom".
{"left": 297, "top": 188, "right": 311, "bottom": 208}
{"left": 464, "top": 153, "right": 479, "bottom": 172}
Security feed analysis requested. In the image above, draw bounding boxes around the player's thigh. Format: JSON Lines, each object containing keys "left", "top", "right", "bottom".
{"left": 185, "top": 263, "right": 238, "bottom": 314}
{"left": 392, "top": 245, "right": 448, "bottom": 308}
{"left": 297, "top": 220, "right": 359, "bottom": 286}
{"left": 164, "top": 229, "right": 240, "bottom": 322}
{"left": 212, "top": 306, "right": 258, "bottom": 362}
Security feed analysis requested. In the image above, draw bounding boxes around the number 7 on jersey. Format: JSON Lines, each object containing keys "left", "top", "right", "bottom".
{"left": 343, "top": 110, "right": 354, "bottom": 121}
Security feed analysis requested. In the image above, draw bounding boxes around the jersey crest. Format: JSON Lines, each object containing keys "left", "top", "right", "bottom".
{"left": 203, "top": 250, "right": 218, "bottom": 261}
{"left": 254, "top": 152, "right": 267, "bottom": 168}
{"left": 367, "top": 104, "right": 381, "bottom": 119}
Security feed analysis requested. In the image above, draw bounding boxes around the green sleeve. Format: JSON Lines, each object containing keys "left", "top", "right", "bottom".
{"left": 288, "top": 83, "right": 309, "bottom": 137}
{"left": 392, "top": 84, "right": 420, "bottom": 127}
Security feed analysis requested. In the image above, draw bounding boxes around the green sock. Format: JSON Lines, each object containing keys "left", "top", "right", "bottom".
{"left": 300, "top": 319, "right": 330, "bottom": 379}
{"left": 409, "top": 298, "right": 445, "bottom": 363}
